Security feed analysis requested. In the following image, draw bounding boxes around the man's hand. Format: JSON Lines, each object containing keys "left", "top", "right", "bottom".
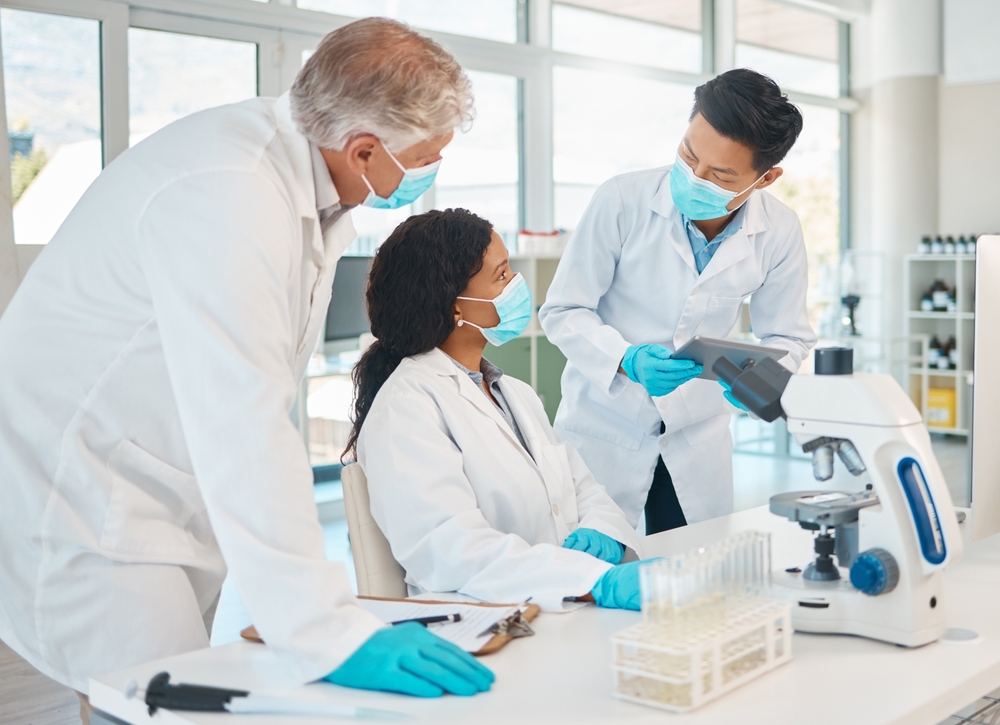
{"left": 621, "top": 344, "right": 702, "bottom": 397}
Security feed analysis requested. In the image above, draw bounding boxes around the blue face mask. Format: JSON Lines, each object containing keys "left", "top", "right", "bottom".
{"left": 457, "top": 273, "right": 533, "bottom": 346}
{"left": 361, "top": 144, "right": 440, "bottom": 210}
{"left": 669, "top": 152, "right": 766, "bottom": 221}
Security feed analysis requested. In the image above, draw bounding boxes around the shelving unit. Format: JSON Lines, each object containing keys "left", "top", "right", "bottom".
{"left": 902, "top": 254, "right": 976, "bottom": 436}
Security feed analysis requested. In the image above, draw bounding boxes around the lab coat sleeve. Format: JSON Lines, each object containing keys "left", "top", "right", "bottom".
{"left": 522, "top": 384, "right": 643, "bottom": 556}
{"left": 538, "top": 178, "right": 633, "bottom": 398}
{"left": 137, "top": 170, "right": 383, "bottom": 684}
{"left": 748, "top": 218, "right": 818, "bottom": 372}
{"left": 359, "top": 387, "right": 613, "bottom": 612}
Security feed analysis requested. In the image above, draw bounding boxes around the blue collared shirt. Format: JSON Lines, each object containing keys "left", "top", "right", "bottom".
{"left": 682, "top": 202, "right": 750, "bottom": 275}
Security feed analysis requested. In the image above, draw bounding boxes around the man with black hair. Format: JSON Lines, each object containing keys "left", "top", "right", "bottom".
{"left": 540, "top": 69, "right": 817, "bottom": 535}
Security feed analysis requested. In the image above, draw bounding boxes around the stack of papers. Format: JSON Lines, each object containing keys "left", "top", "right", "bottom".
{"left": 358, "top": 600, "right": 520, "bottom": 653}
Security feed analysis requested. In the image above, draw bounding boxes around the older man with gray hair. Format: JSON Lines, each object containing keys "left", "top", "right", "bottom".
{"left": 0, "top": 17, "right": 493, "bottom": 714}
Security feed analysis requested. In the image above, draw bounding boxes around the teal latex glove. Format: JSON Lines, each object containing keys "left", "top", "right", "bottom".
{"left": 621, "top": 344, "right": 702, "bottom": 397}
{"left": 325, "top": 623, "right": 495, "bottom": 698}
{"left": 563, "top": 528, "right": 625, "bottom": 564}
{"left": 719, "top": 379, "right": 750, "bottom": 412}
{"left": 590, "top": 560, "right": 645, "bottom": 611}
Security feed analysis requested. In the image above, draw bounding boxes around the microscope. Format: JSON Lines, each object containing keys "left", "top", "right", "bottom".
{"left": 716, "top": 347, "right": 963, "bottom": 647}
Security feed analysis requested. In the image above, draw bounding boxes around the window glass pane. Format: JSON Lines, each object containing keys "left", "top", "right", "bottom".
{"left": 1, "top": 9, "right": 101, "bottom": 246}
{"left": 434, "top": 71, "right": 519, "bottom": 246}
{"left": 553, "top": 66, "right": 693, "bottom": 229}
{"left": 128, "top": 29, "right": 258, "bottom": 145}
{"left": 736, "top": 0, "right": 840, "bottom": 97}
{"left": 553, "top": 1, "right": 702, "bottom": 73}
{"left": 767, "top": 104, "right": 840, "bottom": 332}
{"left": 296, "top": 0, "right": 518, "bottom": 44}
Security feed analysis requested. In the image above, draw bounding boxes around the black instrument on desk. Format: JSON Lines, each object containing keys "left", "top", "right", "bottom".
{"left": 143, "top": 671, "right": 247, "bottom": 715}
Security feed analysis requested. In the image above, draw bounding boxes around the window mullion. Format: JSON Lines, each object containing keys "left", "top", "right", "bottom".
{"left": 101, "top": 3, "right": 129, "bottom": 165}
{"left": 713, "top": 0, "right": 736, "bottom": 73}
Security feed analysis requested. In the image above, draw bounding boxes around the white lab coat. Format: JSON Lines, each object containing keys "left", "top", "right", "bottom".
{"left": 0, "top": 93, "right": 383, "bottom": 693}
{"left": 357, "top": 348, "right": 642, "bottom": 612}
{"left": 539, "top": 166, "right": 816, "bottom": 527}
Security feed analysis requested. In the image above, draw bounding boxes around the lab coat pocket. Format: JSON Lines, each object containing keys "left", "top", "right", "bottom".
{"left": 100, "top": 440, "right": 206, "bottom": 559}
{"left": 704, "top": 294, "right": 748, "bottom": 333}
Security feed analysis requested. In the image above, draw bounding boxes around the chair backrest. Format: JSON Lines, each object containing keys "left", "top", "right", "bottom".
{"left": 341, "top": 463, "right": 408, "bottom": 598}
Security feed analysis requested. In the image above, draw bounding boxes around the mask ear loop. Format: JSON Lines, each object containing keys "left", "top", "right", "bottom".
{"left": 729, "top": 170, "right": 771, "bottom": 212}
{"left": 361, "top": 140, "right": 408, "bottom": 198}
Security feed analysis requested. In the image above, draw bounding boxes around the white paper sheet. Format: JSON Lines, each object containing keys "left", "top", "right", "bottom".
{"left": 358, "top": 599, "right": 520, "bottom": 653}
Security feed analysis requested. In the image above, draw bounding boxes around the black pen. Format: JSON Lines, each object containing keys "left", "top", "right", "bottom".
{"left": 390, "top": 613, "right": 462, "bottom": 627}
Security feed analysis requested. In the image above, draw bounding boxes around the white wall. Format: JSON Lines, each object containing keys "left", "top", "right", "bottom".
{"left": 938, "top": 80, "right": 1000, "bottom": 234}
{"left": 944, "top": 0, "right": 1000, "bottom": 85}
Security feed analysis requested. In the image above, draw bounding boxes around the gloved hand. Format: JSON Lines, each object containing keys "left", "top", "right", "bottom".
{"left": 325, "top": 622, "right": 495, "bottom": 698}
{"left": 590, "top": 560, "right": 647, "bottom": 611}
{"left": 563, "top": 528, "right": 625, "bottom": 564}
{"left": 621, "top": 344, "right": 702, "bottom": 397}
{"left": 719, "top": 379, "right": 750, "bottom": 412}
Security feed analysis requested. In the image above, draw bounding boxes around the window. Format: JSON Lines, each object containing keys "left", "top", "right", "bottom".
{"left": 553, "top": 66, "right": 693, "bottom": 229}
{"left": 553, "top": 0, "right": 702, "bottom": 74}
{"left": 735, "top": 0, "right": 841, "bottom": 97}
{"left": 768, "top": 104, "right": 841, "bottom": 330}
{"left": 128, "top": 28, "right": 258, "bottom": 145}
{"left": 434, "top": 70, "right": 520, "bottom": 246}
{"left": 295, "top": 0, "right": 519, "bottom": 44}
{"left": 1, "top": 8, "right": 101, "bottom": 246}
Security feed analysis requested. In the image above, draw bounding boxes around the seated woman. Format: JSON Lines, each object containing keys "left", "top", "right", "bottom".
{"left": 348, "top": 208, "right": 647, "bottom": 612}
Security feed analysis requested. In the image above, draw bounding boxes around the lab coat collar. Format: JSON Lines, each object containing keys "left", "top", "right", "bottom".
{"left": 309, "top": 142, "right": 341, "bottom": 216}
{"left": 421, "top": 348, "right": 541, "bottom": 469}
{"left": 272, "top": 92, "right": 324, "bottom": 222}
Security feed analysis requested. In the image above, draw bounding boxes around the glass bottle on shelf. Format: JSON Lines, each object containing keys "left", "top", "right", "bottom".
{"left": 930, "top": 279, "right": 951, "bottom": 311}
{"left": 931, "top": 236, "right": 944, "bottom": 254}
{"left": 945, "top": 236, "right": 956, "bottom": 254}
{"left": 919, "top": 235, "right": 932, "bottom": 254}
{"left": 969, "top": 235, "right": 978, "bottom": 255}
{"left": 948, "top": 336, "right": 959, "bottom": 370}
{"left": 937, "top": 338, "right": 952, "bottom": 370}
{"left": 919, "top": 290, "right": 934, "bottom": 312}
{"left": 946, "top": 285, "right": 958, "bottom": 313}
{"left": 928, "top": 335, "right": 942, "bottom": 368}
{"left": 956, "top": 236, "right": 968, "bottom": 255}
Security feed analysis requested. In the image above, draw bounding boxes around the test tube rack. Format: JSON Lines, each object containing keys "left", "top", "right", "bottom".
{"left": 611, "top": 597, "right": 792, "bottom": 713}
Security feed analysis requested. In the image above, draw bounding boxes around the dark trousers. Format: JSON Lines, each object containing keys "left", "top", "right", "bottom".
{"left": 645, "top": 421, "right": 687, "bottom": 535}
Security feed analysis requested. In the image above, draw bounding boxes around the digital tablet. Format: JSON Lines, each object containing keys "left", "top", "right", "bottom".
{"left": 671, "top": 336, "right": 788, "bottom": 381}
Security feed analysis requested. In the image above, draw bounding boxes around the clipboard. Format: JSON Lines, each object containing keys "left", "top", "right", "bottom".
{"left": 239, "top": 597, "right": 541, "bottom": 656}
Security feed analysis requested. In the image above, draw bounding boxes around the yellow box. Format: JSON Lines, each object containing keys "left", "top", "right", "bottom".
{"left": 926, "top": 388, "right": 957, "bottom": 428}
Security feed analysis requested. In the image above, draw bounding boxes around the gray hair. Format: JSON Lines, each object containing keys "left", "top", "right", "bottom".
{"left": 290, "top": 18, "right": 474, "bottom": 153}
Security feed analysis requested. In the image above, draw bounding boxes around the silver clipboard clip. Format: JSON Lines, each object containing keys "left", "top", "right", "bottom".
{"left": 477, "top": 607, "right": 535, "bottom": 639}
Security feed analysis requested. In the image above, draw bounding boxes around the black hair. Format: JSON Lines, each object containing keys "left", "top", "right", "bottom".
{"left": 343, "top": 208, "right": 494, "bottom": 460}
{"left": 691, "top": 69, "right": 803, "bottom": 174}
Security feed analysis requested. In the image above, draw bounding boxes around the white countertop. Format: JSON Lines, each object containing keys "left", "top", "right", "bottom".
{"left": 90, "top": 505, "right": 1000, "bottom": 725}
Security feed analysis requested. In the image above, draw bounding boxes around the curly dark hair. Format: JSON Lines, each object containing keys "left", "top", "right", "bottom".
{"left": 343, "top": 208, "right": 494, "bottom": 460}
{"left": 691, "top": 68, "right": 804, "bottom": 174}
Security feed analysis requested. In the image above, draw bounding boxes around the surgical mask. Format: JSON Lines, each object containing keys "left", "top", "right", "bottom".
{"left": 361, "top": 145, "right": 440, "bottom": 210}
{"left": 456, "top": 273, "right": 533, "bottom": 346}
{"left": 669, "top": 152, "right": 766, "bottom": 221}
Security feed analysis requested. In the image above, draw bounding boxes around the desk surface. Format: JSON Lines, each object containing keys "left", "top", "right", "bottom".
{"left": 90, "top": 506, "right": 1000, "bottom": 725}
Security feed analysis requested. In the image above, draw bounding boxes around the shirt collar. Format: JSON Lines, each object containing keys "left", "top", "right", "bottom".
{"left": 447, "top": 355, "right": 505, "bottom": 385}
{"left": 308, "top": 141, "right": 341, "bottom": 216}
{"left": 683, "top": 201, "right": 750, "bottom": 248}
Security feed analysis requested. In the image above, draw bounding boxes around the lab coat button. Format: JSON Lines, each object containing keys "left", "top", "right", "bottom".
{"left": 552, "top": 503, "right": 560, "bottom": 516}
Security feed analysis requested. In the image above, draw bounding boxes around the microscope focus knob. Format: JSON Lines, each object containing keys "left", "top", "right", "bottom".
{"left": 850, "top": 548, "right": 900, "bottom": 596}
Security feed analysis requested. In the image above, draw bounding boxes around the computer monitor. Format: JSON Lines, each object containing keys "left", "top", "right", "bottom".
{"left": 323, "top": 255, "right": 373, "bottom": 355}
{"left": 971, "top": 235, "right": 1000, "bottom": 540}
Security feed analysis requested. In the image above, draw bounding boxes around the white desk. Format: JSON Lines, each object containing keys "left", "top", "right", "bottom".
{"left": 90, "top": 506, "right": 1000, "bottom": 725}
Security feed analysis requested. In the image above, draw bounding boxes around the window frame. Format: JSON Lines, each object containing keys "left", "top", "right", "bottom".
{"left": 0, "top": 0, "right": 862, "bottom": 308}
